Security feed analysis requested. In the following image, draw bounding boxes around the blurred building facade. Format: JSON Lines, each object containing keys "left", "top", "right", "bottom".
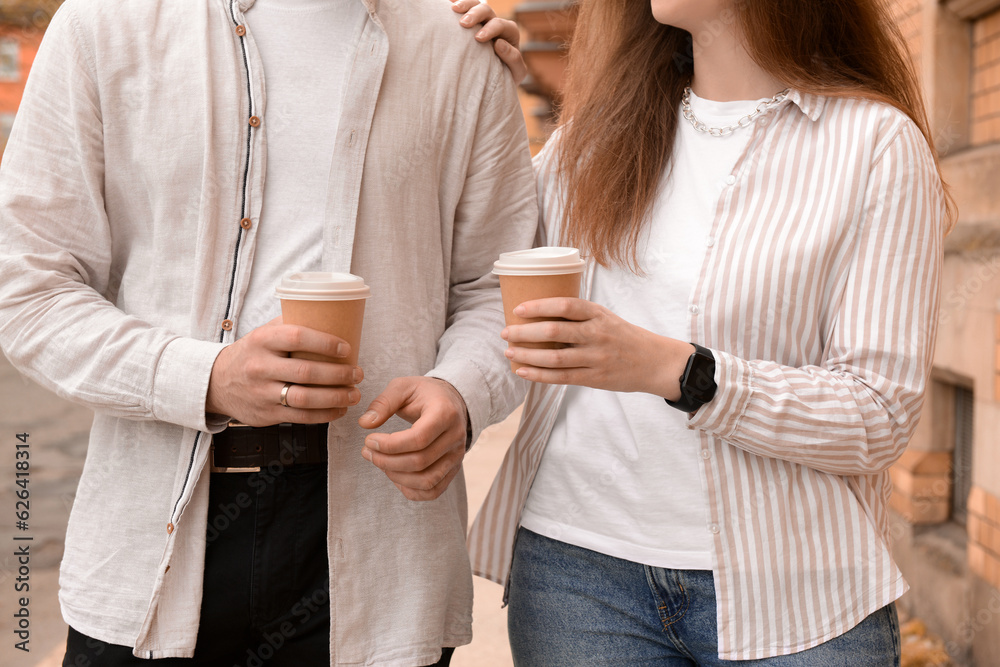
{"left": 490, "top": 0, "right": 568, "bottom": 155}
{"left": 0, "top": 1, "right": 60, "bottom": 158}
{"left": 511, "top": 0, "right": 1000, "bottom": 665}
{"left": 885, "top": 2, "right": 1000, "bottom": 666}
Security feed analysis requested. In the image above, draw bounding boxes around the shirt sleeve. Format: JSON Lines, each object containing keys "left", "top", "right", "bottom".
{"left": 689, "top": 120, "right": 946, "bottom": 476}
{"left": 426, "top": 58, "right": 538, "bottom": 444}
{"left": 0, "top": 5, "right": 226, "bottom": 433}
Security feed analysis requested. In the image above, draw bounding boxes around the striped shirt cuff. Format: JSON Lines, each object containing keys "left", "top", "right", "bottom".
{"left": 687, "top": 348, "right": 755, "bottom": 441}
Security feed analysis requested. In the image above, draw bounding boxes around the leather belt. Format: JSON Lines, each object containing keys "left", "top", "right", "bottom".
{"left": 211, "top": 421, "right": 329, "bottom": 473}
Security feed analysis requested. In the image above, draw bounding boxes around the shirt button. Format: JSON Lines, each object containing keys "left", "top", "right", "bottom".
{"left": 726, "top": 175, "right": 737, "bottom": 186}
{"left": 221, "top": 319, "right": 234, "bottom": 331}
{"left": 166, "top": 523, "right": 174, "bottom": 534}
{"left": 706, "top": 236, "right": 715, "bottom": 247}
{"left": 165, "top": 565, "right": 171, "bottom": 573}
{"left": 249, "top": 115, "right": 261, "bottom": 128}
{"left": 240, "top": 217, "right": 252, "bottom": 230}
{"left": 235, "top": 25, "right": 246, "bottom": 37}
{"left": 701, "top": 449, "right": 712, "bottom": 460}
{"left": 690, "top": 305, "right": 701, "bottom": 315}
{"left": 708, "top": 523, "right": 720, "bottom": 534}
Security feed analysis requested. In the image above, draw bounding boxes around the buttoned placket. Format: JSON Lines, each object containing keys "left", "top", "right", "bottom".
{"left": 136, "top": 3, "right": 271, "bottom": 654}
{"left": 167, "top": 0, "right": 269, "bottom": 529}
{"left": 686, "top": 106, "right": 785, "bottom": 552}
{"left": 216, "top": 0, "right": 268, "bottom": 346}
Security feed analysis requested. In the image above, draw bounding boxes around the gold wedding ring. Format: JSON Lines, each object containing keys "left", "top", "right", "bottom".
{"left": 280, "top": 382, "right": 293, "bottom": 408}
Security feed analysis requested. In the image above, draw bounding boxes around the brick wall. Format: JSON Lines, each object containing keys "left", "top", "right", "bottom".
{"left": 491, "top": 0, "right": 552, "bottom": 155}
{"left": 969, "top": 487, "right": 1000, "bottom": 588}
{"left": 972, "top": 9, "right": 1000, "bottom": 145}
{"left": 889, "top": 450, "right": 953, "bottom": 523}
{"left": 891, "top": 0, "right": 924, "bottom": 68}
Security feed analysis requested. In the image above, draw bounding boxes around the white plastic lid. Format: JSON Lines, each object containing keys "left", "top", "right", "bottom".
{"left": 492, "top": 247, "right": 586, "bottom": 276}
{"left": 275, "top": 271, "right": 371, "bottom": 301}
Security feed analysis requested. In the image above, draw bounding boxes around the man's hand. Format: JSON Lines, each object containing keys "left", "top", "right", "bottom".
{"left": 206, "top": 319, "right": 364, "bottom": 426}
{"left": 359, "top": 377, "right": 469, "bottom": 502}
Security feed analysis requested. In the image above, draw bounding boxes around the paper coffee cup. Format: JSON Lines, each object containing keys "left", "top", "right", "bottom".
{"left": 276, "top": 272, "right": 371, "bottom": 368}
{"left": 493, "top": 247, "right": 586, "bottom": 372}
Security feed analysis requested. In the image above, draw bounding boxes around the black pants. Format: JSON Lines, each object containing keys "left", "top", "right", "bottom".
{"left": 64, "top": 465, "right": 454, "bottom": 666}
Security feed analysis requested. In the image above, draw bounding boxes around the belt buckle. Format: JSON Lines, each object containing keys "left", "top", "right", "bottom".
{"left": 209, "top": 438, "right": 261, "bottom": 474}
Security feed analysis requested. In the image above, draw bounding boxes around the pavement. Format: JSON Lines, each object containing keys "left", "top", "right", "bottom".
{"left": 0, "top": 353, "right": 517, "bottom": 667}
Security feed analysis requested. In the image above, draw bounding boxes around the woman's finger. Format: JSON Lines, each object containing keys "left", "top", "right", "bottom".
{"left": 476, "top": 18, "right": 520, "bottom": 48}
{"left": 497, "top": 19, "right": 521, "bottom": 49}
{"left": 505, "top": 345, "right": 586, "bottom": 370}
{"left": 503, "top": 321, "right": 579, "bottom": 345}
{"left": 457, "top": 3, "right": 498, "bottom": 28}
{"left": 450, "top": 0, "right": 486, "bottom": 15}
{"left": 494, "top": 39, "right": 528, "bottom": 85}
{"left": 512, "top": 364, "right": 585, "bottom": 386}
{"left": 513, "top": 297, "right": 597, "bottom": 321}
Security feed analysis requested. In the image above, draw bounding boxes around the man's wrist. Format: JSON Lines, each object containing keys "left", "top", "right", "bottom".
{"left": 205, "top": 348, "right": 231, "bottom": 416}
{"left": 430, "top": 377, "right": 472, "bottom": 448}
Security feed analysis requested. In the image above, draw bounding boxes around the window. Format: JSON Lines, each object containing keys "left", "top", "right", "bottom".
{"left": 0, "top": 39, "right": 18, "bottom": 82}
{"left": 951, "top": 386, "right": 975, "bottom": 525}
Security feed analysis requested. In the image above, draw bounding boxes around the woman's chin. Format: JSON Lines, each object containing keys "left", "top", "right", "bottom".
{"left": 649, "top": 0, "right": 725, "bottom": 30}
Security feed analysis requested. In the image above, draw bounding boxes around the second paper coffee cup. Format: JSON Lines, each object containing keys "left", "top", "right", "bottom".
{"left": 275, "top": 272, "right": 371, "bottom": 368}
{"left": 493, "top": 247, "right": 586, "bottom": 372}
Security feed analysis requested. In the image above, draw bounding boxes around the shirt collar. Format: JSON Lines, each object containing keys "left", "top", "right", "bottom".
{"left": 785, "top": 89, "right": 827, "bottom": 122}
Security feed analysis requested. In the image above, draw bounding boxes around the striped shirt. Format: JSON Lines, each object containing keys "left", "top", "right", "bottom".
{"left": 468, "top": 91, "right": 946, "bottom": 660}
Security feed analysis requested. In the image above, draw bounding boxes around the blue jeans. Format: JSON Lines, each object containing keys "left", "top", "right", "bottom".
{"left": 508, "top": 528, "right": 900, "bottom": 666}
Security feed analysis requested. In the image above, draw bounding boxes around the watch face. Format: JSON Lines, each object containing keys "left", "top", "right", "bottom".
{"left": 686, "top": 352, "right": 717, "bottom": 404}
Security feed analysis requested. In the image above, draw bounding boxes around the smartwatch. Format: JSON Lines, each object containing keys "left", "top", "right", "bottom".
{"left": 664, "top": 343, "right": 717, "bottom": 413}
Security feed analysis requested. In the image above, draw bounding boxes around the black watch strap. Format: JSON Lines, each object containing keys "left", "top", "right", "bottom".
{"left": 665, "top": 343, "right": 717, "bottom": 413}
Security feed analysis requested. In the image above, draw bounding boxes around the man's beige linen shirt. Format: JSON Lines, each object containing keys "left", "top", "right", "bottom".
{"left": 0, "top": 0, "right": 536, "bottom": 663}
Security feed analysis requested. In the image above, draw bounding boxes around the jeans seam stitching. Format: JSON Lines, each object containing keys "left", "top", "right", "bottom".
{"left": 661, "top": 578, "right": 689, "bottom": 628}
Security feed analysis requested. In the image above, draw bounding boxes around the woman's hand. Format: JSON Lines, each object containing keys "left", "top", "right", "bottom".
{"left": 450, "top": 0, "right": 528, "bottom": 85}
{"left": 502, "top": 298, "right": 695, "bottom": 399}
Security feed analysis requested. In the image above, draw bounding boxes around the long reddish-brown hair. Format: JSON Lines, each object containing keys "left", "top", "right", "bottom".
{"left": 557, "top": 0, "right": 956, "bottom": 271}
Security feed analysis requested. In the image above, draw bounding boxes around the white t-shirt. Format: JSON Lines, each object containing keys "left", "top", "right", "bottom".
{"left": 521, "top": 92, "right": 769, "bottom": 570}
{"left": 236, "top": 0, "right": 368, "bottom": 338}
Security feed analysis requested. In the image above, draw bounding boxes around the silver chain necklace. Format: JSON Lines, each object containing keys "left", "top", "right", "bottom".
{"left": 681, "top": 86, "right": 790, "bottom": 137}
